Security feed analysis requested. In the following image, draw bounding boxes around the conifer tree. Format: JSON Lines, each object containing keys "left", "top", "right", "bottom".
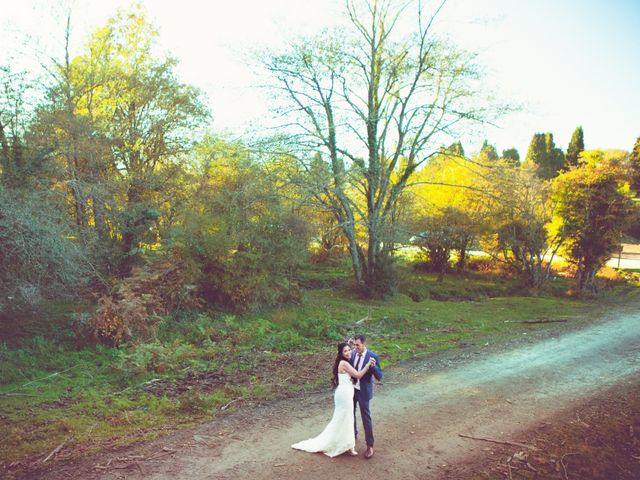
{"left": 447, "top": 141, "right": 465, "bottom": 157}
{"left": 479, "top": 139, "right": 499, "bottom": 161}
{"left": 502, "top": 147, "right": 520, "bottom": 165}
{"left": 524, "top": 133, "right": 545, "bottom": 170}
{"left": 566, "top": 126, "right": 585, "bottom": 167}
{"left": 524, "top": 132, "right": 565, "bottom": 179}
{"left": 629, "top": 136, "right": 640, "bottom": 195}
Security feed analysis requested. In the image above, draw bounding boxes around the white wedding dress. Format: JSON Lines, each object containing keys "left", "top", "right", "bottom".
{"left": 291, "top": 372, "right": 355, "bottom": 457}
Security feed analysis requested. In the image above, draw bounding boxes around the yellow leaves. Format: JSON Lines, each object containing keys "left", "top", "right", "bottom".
{"left": 410, "top": 152, "right": 486, "bottom": 216}
{"left": 578, "top": 149, "right": 628, "bottom": 169}
{"left": 139, "top": 241, "right": 161, "bottom": 251}
{"left": 546, "top": 214, "right": 565, "bottom": 244}
{"left": 206, "top": 224, "right": 221, "bottom": 236}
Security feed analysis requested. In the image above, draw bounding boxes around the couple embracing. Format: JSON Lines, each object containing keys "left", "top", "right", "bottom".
{"left": 292, "top": 335, "right": 383, "bottom": 459}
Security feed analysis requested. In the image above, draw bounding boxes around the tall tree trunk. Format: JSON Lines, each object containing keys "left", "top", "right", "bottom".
{"left": 91, "top": 195, "right": 108, "bottom": 242}
{"left": 0, "top": 121, "right": 10, "bottom": 182}
{"left": 121, "top": 181, "right": 143, "bottom": 275}
{"left": 343, "top": 220, "right": 363, "bottom": 286}
{"left": 456, "top": 247, "right": 467, "bottom": 272}
{"left": 366, "top": 222, "right": 378, "bottom": 292}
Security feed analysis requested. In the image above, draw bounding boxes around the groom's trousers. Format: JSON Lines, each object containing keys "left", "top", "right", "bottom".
{"left": 353, "top": 389, "right": 374, "bottom": 447}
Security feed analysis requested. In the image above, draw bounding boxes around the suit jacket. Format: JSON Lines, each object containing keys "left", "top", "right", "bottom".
{"left": 351, "top": 349, "right": 383, "bottom": 401}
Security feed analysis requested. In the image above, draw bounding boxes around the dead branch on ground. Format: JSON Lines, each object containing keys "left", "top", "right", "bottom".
{"left": 41, "top": 437, "right": 73, "bottom": 463}
{"left": 458, "top": 433, "right": 538, "bottom": 450}
{"left": 560, "top": 452, "right": 579, "bottom": 480}
{"left": 220, "top": 397, "right": 243, "bottom": 411}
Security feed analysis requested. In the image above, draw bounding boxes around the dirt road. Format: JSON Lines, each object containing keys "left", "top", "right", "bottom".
{"left": 42, "top": 308, "right": 640, "bottom": 480}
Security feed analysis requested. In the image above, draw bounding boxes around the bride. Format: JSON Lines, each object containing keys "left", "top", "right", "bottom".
{"left": 292, "top": 341, "right": 375, "bottom": 457}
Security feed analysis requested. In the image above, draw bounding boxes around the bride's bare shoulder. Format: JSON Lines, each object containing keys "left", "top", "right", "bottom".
{"left": 338, "top": 359, "right": 351, "bottom": 372}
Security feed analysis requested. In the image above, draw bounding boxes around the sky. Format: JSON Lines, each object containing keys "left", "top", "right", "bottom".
{"left": 1, "top": 0, "right": 639, "bottom": 158}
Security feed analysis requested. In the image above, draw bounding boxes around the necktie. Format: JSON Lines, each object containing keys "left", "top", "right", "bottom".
{"left": 356, "top": 354, "right": 363, "bottom": 370}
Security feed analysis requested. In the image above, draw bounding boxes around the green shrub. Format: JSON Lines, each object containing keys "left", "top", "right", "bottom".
{"left": 166, "top": 146, "right": 310, "bottom": 312}
{"left": 157, "top": 311, "right": 217, "bottom": 344}
{"left": 178, "top": 389, "right": 217, "bottom": 414}
{"left": 261, "top": 329, "right": 306, "bottom": 352}
{"left": 0, "top": 186, "right": 90, "bottom": 310}
{"left": 197, "top": 215, "right": 308, "bottom": 311}
{"left": 118, "top": 341, "right": 201, "bottom": 375}
{"left": 361, "top": 252, "right": 398, "bottom": 299}
{"left": 292, "top": 316, "right": 343, "bottom": 340}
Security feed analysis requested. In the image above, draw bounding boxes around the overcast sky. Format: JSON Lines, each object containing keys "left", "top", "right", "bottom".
{"left": 2, "top": 0, "right": 639, "bottom": 158}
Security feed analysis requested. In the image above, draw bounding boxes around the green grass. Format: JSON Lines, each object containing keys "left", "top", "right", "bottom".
{"left": 0, "top": 263, "right": 630, "bottom": 471}
{"left": 271, "top": 288, "right": 588, "bottom": 364}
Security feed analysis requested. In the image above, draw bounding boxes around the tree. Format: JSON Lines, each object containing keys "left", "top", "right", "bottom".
{"left": 410, "top": 206, "right": 476, "bottom": 281}
{"left": 524, "top": 132, "right": 565, "bottom": 179}
{"left": 34, "top": 5, "right": 209, "bottom": 274}
{"left": 0, "top": 185, "right": 90, "bottom": 310}
{"left": 524, "top": 133, "right": 545, "bottom": 173}
{"left": 566, "top": 126, "right": 584, "bottom": 167}
{"left": 553, "top": 154, "right": 635, "bottom": 292}
{"left": 502, "top": 147, "right": 520, "bottom": 165}
{"left": 263, "top": 0, "right": 499, "bottom": 296}
{"left": 483, "top": 164, "right": 561, "bottom": 289}
{"left": 169, "top": 137, "right": 309, "bottom": 311}
{"left": 448, "top": 141, "right": 465, "bottom": 157}
{"left": 408, "top": 145, "right": 490, "bottom": 273}
{"left": 0, "top": 65, "right": 42, "bottom": 188}
{"left": 628, "top": 136, "right": 640, "bottom": 195}
{"left": 479, "top": 139, "right": 499, "bottom": 162}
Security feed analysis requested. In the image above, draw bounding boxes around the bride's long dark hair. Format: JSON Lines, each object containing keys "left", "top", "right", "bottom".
{"left": 331, "top": 342, "right": 349, "bottom": 389}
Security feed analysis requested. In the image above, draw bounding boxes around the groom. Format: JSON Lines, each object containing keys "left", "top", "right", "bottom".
{"left": 351, "top": 334, "right": 383, "bottom": 459}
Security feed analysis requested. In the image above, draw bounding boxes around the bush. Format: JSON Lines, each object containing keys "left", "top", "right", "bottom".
{"left": 466, "top": 256, "right": 502, "bottom": 273}
{"left": 0, "top": 186, "right": 90, "bottom": 311}
{"left": 90, "top": 290, "right": 155, "bottom": 346}
{"left": 186, "top": 213, "right": 309, "bottom": 312}
{"left": 361, "top": 252, "right": 398, "bottom": 299}
{"left": 157, "top": 311, "right": 216, "bottom": 345}
{"left": 167, "top": 143, "right": 310, "bottom": 312}
{"left": 89, "top": 254, "right": 199, "bottom": 345}
{"left": 292, "top": 316, "right": 344, "bottom": 341}
{"left": 118, "top": 340, "right": 201, "bottom": 374}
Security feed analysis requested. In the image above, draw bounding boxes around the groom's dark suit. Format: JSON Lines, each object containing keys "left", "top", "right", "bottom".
{"left": 351, "top": 349, "right": 383, "bottom": 448}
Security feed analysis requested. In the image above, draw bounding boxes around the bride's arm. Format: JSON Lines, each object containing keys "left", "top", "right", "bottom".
{"left": 339, "top": 360, "right": 371, "bottom": 379}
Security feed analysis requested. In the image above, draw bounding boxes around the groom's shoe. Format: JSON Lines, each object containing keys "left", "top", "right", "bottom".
{"left": 364, "top": 446, "right": 374, "bottom": 459}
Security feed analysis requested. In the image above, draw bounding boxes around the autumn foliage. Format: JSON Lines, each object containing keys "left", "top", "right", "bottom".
{"left": 89, "top": 256, "right": 198, "bottom": 345}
